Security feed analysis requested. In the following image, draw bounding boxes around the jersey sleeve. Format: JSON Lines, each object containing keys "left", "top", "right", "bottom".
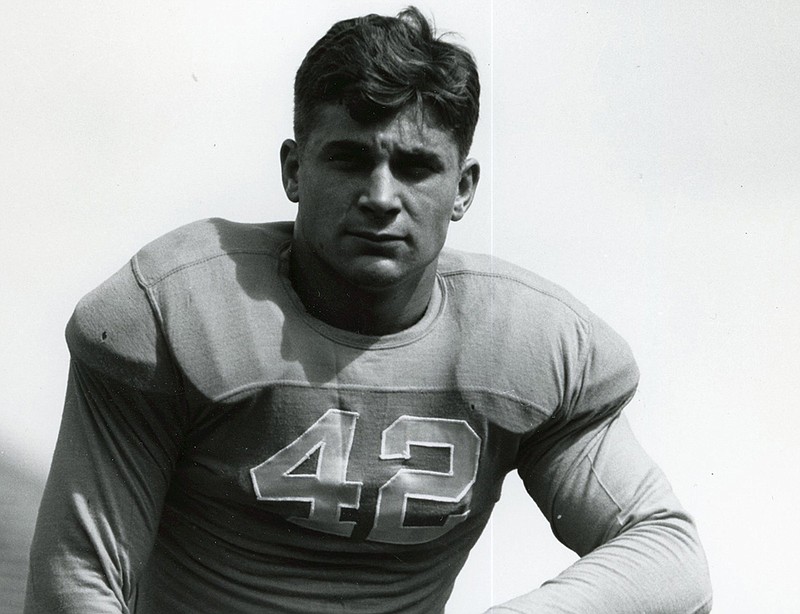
{"left": 25, "top": 261, "right": 188, "bottom": 613}
{"left": 500, "top": 314, "right": 712, "bottom": 613}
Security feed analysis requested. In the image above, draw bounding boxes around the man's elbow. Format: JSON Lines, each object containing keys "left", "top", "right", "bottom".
{"left": 658, "top": 511, "right": 713, "bottom": 614}
{"left": 686, "top": 534, "right": 713, "bottom": 613}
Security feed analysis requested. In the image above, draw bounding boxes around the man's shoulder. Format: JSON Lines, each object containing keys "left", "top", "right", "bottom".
{"left": 437, "top": 247, "right": 592, "bottom": 323}
{"left": 66, "top": 219, "right": 293, "bottom": 388}
{"left": 132, "top": 218, "right": 293, "bottom": 287}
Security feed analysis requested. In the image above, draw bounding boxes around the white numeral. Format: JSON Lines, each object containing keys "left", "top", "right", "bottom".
{"left": 368, "top": 417, "right": 480, "bottom": 544}
{"left": 250, "top": 411, "right": 481, "bottom": 544}
{"left": 250, "top": 409, "right": 362, "bottom": 537}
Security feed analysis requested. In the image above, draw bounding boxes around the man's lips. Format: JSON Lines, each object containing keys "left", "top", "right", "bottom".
{"left": 347, "top": 230, "right": 406, "bottom": 243}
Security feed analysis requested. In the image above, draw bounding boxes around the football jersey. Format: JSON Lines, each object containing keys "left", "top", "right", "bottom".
{"left": 25, "top": 219, "right": 711, "bottom": 613}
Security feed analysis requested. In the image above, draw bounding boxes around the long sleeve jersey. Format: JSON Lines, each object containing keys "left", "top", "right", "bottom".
{"left": 26, "top": 219, "right": 711, "bottom": 613}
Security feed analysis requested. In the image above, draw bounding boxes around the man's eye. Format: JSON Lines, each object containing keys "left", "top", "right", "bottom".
{"left": 327, "top": 152, "right": 369, "bottom": 170}
{"left": 396, "top": 161, "right": 436, "bottom": 181}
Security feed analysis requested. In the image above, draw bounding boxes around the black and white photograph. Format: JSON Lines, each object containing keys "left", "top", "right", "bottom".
{"left": 2, "top": 2, "right": 798, "bottom": 612}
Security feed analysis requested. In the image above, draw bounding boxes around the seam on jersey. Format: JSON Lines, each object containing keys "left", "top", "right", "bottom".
{"left": 211, "top": 379, "right": 551, "bottom": 416}
{"left": 131, "top": 257, "right": 168, "bottom": 328}
{"left": 128, "top": 259, "right": 189, "bottom": 412}
{"left": 135, "top": 249, "right": 278, "bottom": 287}
{"left": 546, "top": 420, "right": 624, "bottom": 544}
{"left": 575, "top": 313, "right": 595, "bottom": 404}
{"left": 688, "top": 600, "right": 710, "bottom": 614}
{"left": 551, "top": 314, "right": 594, "bottom": 424}
{"left": 586, "top": 441, "right": 626, "bottom": 528}
{"left": 691, "top": 596, "right": 714, "bottom": 614}
{"left": 442, "top": 267, "right": 596, "bottom": 426}
{"left": 439, "top": 269, "right": 590, "bottom": 323}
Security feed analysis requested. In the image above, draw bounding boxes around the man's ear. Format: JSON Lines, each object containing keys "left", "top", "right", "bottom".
{"left": 280, "top": 139, "right": 300, "bottom": 203}
{"left": 451, "top": 158, "right": 480, "bottom": 222}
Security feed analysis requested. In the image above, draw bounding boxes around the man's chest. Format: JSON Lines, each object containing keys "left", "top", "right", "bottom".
{"left": 174, "top": 384, "right": 527, "bottom": 545}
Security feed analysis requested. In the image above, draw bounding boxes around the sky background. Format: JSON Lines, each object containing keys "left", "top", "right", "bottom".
{"left": 2, "top": 1, "right": 799, "bottom": 612}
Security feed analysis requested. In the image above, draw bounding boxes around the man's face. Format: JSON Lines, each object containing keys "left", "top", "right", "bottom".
{"left": 282, "top": 103, "right": 479, "bottom": 291}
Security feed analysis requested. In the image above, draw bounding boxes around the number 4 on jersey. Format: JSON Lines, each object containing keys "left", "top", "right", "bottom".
{"left": 249, "top": 409, "right": 481, "bottom": 544}
{"left": 250, "top": 410, "right": 362, "bottom": 537}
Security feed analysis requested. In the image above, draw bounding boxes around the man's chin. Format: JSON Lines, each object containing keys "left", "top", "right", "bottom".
{"left": 338, "top": 258, "right": 412, "bottom": 291}
{"left": 346, "top": 269, "right": 405, "bottom": 291}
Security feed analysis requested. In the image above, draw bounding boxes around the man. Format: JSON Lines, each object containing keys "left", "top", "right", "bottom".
{"left": 26, "top": 7, "right": 712, "bottom": 613}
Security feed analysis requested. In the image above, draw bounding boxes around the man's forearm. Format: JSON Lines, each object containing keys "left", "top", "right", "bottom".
{"left": 485, "top": 512, "right": 712, "bottom": 614}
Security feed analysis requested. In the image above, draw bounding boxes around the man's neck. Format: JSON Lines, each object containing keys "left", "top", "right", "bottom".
{"left": 288, "top": 248, "right": 437, "bottom": 336}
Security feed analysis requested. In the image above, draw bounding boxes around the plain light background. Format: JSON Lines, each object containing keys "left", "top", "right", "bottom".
{"left": 2, "top": 1, "right": 799, "bottom": 612}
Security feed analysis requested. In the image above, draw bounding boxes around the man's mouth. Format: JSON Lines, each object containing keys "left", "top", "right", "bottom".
{"left": 348, "top": 230, "right": 405, "bottom": 243}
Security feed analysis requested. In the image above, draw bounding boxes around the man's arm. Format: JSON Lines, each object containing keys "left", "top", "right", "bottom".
{"left": 25, "top": 263, "right": 186, "bottom": 613}
{"left": 489, "top": 310, "right": 711, "bottom": 613}
{"left": 491, "top": 413, "right": 712, "bottom": 613}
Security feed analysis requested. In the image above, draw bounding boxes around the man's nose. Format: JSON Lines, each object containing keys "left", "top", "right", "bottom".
{"left": 358, "top": 164, "right": 401, "bottom": 215}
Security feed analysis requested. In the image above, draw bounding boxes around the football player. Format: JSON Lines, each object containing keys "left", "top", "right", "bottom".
{"left": 26, "top": 7, "right": 712, "bottom": 613}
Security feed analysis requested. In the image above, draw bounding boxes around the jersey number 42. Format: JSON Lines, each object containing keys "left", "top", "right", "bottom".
{"left": 250, "top": 409, "right": 481, "bottom": 545}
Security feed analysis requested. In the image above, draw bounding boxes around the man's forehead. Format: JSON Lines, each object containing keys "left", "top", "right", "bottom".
{"left": 306, "top": 103, "right": 458, "bottom": 155}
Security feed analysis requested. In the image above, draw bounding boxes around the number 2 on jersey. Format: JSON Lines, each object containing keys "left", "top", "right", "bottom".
{"left": 250, "top": 409, "right": 481, "bottom": 544}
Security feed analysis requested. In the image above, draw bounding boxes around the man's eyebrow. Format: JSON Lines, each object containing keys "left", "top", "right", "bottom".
{"left": 322, "top": 139, "right": 444, "bottom": 159}
{"left": 321, "top": 139, "right": 369, "bottom": 153}
{"left": 396, "top": 147, "right": 445, "bottom": 163}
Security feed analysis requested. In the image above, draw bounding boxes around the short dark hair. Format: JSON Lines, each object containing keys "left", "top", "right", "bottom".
{"left": 293, "top": 6, "right": 480, "bottom": 160}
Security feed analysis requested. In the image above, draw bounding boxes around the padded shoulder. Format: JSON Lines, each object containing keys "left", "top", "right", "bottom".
{"left": 437, "top": 247, "right": 638, "bottom": 426}
{"left": 438, "top": 248, "right": 593, "bottom": 323}
{"left": 133, "top": 218, "right": 293, "bottom": 286}
{"left": 66, "top": 219, "right": 294, "bottom": 392}
{"left": 66, "top": 261, "right": 177, "bottom": 393}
